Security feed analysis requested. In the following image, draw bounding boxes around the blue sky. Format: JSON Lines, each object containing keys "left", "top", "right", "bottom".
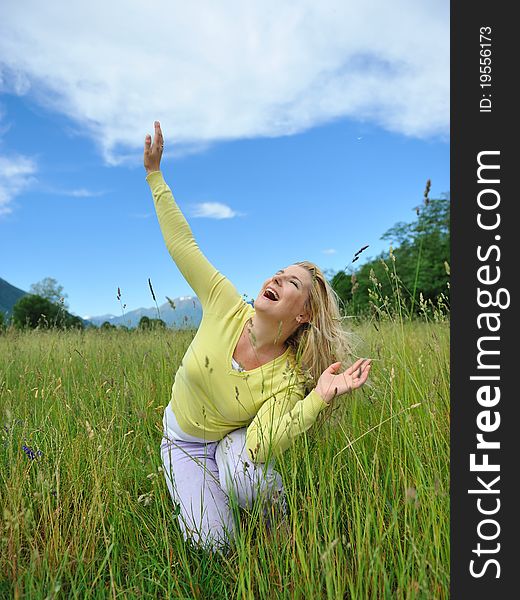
{"left": 0, "top": 1, "right": 449, "bottom": 319}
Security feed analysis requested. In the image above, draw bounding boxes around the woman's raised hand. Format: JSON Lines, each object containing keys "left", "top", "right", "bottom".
{"left": 144, "top": 121, "right": 164, "bottom": 175}
{"left": 314, "top": 358, "right": 372, "bottom": 405}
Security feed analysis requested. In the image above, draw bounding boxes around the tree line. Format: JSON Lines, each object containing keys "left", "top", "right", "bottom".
{"left": 331, "top": 189, "right": 450, "bottom": 317}
{"left": 0, "top": 279, "right": 168, "bottom": 332}
{"left": 1, "top": 186, "right": 449, "bottom": 331}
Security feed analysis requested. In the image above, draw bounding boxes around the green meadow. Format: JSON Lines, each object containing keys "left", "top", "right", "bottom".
{"left": 0, "top": 307, "right": 449, "bottom": 599}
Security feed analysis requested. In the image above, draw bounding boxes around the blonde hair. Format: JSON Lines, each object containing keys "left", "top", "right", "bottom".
{"left": 285, "top": 261, "right": 353, "bottom": 391}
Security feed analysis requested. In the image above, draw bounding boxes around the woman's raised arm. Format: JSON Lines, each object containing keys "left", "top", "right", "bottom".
{"left": 144, "top": 122, "right": 241, "bottom": 312}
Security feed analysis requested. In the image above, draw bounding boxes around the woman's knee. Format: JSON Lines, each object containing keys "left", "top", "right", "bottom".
{"left": 215, "top": 429, "right": 284, "bottom": 509}
{"left": 178, "top": 508, "right": 234, "bottom": 554}
{"left": 160, "top": 436, "right": 236, "bottom": 552}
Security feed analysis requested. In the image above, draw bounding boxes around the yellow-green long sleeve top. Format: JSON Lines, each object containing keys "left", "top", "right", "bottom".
{"left": 147, "top": 171, "right": 329, "bottom": 463}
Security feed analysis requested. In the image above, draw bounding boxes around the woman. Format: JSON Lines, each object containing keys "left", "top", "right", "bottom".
{"left": 145, "top": 121, "right": 372, "bottom": 553}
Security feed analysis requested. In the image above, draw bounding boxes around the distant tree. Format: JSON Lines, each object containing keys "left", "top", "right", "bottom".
{"left": 12, "top": 294, "right": 84, "bottom": 329}
{"left": 329, "top": 270, "right": 351, "bottom": 309}
{"left": 29, "top": 277, "right": 69, "bottom": 309}
{"left": 65, "top": 314, "right": 84, "bottom": 329}
{"left": 138, "top": 316, "right": 151, "bottom": 330}
{"left": 12, "top": 295, "right": 59, "bottom": 329}
{"left": 0, "top": 310, "right": 4, "bottom": 331}
{"left": 100, "top": 321, "right": 117, "bottom": 330}
{"left": 331, "top": 193, "right": 450, "bottom": 315}
{"left": 138, "top": 315, "right": 166, "bottom": 330}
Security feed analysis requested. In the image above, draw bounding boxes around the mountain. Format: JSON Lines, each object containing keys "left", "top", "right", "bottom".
{"left": 85, "top": 296, "right": 203, "bottom": 329}
{"left": 0, "top": 277, "right": 93, "bottom": 327}
{"left": 0, "top": 277, "right": 30, "bottom": 316}
{"left": 1, "top": 275, "right": 204, "bottom": 329}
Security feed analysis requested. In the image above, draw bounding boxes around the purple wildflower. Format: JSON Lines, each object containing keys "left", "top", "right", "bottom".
{"left": 22, "top": 444, "right": 43, "bottom": 460}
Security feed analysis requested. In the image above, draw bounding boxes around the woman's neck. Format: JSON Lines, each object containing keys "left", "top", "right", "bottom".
{"left": 246, "top": 315, "right": 290, "bottom": 354}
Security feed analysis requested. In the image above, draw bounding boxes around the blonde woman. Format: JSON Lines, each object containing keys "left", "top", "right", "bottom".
{"left": 145, "top": 122, "right": 372, "bottom": 553}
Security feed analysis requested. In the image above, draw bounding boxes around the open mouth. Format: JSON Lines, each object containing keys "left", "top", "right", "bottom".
{"left": 263, "top": 288, "right": 279, "bottom": 301}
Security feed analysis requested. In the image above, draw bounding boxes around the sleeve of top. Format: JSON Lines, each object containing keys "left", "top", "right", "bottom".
{"left": 245, "top": 387, "right": 329, "bottom": 463}
{"left": 146, "top": 171, "right": 242, "bottom": 312}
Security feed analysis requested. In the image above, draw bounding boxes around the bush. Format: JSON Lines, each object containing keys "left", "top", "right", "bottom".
{"left": 138, "top": 316, "right": 166, "bottom": 330}
{"left": 11, "top": 295, "right": 84, "bottom": 330}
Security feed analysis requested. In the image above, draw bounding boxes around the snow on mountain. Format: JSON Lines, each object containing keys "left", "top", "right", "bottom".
{"left": 87, "top": 296, "right": 202, "bottom": 329}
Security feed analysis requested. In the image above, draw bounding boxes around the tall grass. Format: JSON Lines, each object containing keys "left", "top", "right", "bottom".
{"left": 0, "top": 296, "right": 449, "bottom": 598}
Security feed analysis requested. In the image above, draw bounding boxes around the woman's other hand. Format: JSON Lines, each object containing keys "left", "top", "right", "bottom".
{"left": 144, "top": 121, "right": 164, "bottom": 175}
{"left": 314, "top": 358, "right": 372, "bottom": 404}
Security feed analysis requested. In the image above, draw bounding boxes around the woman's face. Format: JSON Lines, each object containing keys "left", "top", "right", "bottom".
{"left": 254, "top": 264, "right": 313, "bottom": 326}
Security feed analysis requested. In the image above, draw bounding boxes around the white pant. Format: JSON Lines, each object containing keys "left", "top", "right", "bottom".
{"left": 160, "top": 427, "right": 286, "bottom": 553}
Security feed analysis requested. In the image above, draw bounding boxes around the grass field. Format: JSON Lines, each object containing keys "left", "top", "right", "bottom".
{"left": 0, "top": 311, "right": 449, "bottom": 599}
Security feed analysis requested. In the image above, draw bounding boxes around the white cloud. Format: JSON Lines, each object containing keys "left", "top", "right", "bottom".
{"left": 0, "top": 1, "right": 448, "bottom": 163}
{"left": 190, "top": 202, "right": 243, "bottom": 219}
{"left": 0, "top": 154, "right": 37, "bottom": 216}
{"left": 322, "top": 248, "right": 337, "bottom": 255}
{"left": 55, "top": 188, "right": 105, "bottom": 198}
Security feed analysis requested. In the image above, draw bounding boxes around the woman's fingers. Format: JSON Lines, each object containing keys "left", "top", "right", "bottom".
{"left": 355, "top": 361, "right": 371, "bottom": 381}
{"left": 330, "top": 361, "right": 342, "bottom": 370}
{"left": 325, "top": 361, "right": 342, "bottom": 374}
{"left": 153, "top": 121, "right": 163, "bottom": 150}
{"left": 318, "top": 358, "right": 372, "bottom": 400}
{"left": 358, "top": 363, "right": 371, "bottom": 384}
{"left": 340, "top": 360, "right": 372, "bottom": 391}
{"left": 144, "top": 122, "right": 164, "bottom": 174}
{"left": 344, "top": 358, "right": 366, "bottom": 376}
